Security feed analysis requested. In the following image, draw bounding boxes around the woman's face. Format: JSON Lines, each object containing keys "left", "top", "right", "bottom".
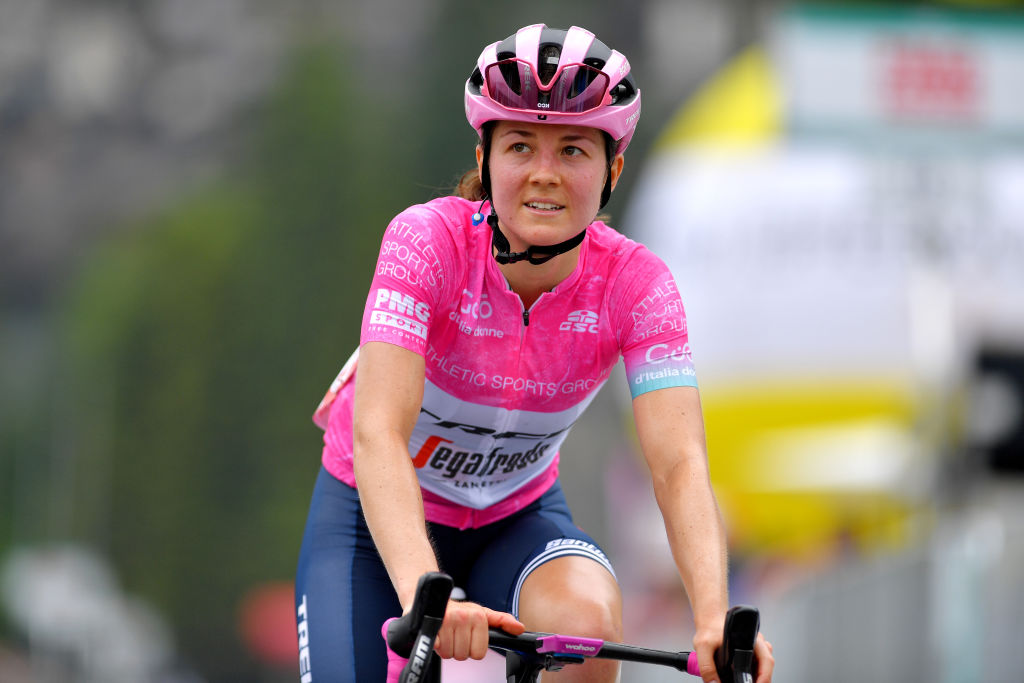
{"left": 478, "top": 121, "right": 624, "bottom": 253}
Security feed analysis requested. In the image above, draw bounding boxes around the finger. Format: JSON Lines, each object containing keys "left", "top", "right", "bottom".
{"left": 754, "top": 633, "right": 775, "bottom": 683}
{"left": 450, "top": 625, "right": 470, "bottom": 660}
{"left": 437, "top": 606, "right": 468, "bottom": 660}
{"left": 470, "top": 616, "right": 490, "bottom": 660}
{"left": 485, "top": 608, "right": 525, "bottom": 635}
{"left": 434, "top": 626, "right": 451, "bottom": 659}
{"left": 696, "top": 643, "right": 719, "bottom": 683}
{"left": 450, "top": 610, "right": 474, "bottom": 661}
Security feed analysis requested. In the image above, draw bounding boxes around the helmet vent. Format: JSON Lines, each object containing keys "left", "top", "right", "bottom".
{"left": 465, "top": 24, "right": 642, "bottom": 156}
{"left": 609, "top": 82, "right": 633, "bottom": 105}
{"left": 538, "top": 45, "right": 561, "bottom": 85}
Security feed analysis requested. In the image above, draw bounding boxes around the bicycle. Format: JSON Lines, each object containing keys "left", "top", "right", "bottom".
{"left": 385, "top": 572, "right": 760, "bottom": 683}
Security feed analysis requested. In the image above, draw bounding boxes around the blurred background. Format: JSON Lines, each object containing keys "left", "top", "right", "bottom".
{"left": 1, "top": 1, "right": 1022, "bottom": 681}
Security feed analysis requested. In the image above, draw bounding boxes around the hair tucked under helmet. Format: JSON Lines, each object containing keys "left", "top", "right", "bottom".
{"left": 464, "top": 24, "right": 641, "bottom": 265}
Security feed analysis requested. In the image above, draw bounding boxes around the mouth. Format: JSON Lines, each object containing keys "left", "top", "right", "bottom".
{"left": 524, "top": 200, "right": 565, "bottom": 212}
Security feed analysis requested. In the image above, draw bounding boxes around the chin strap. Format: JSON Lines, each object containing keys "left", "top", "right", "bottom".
{"left": 484, "top": 204, "right": 586, "bottom": 266}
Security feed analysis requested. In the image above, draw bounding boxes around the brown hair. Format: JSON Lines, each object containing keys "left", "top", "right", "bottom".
{"left": 454, "top": 167, "right": 486, "bottom": 201}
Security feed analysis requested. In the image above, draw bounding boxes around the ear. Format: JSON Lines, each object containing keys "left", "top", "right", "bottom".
{"left": 476, "top": 144, "right": 485, "bottom": 184}
{"left": 608, "top": 154, "right": 625, "bottom": 192}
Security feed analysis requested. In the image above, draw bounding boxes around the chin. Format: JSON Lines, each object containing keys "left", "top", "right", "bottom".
{"left": 519, "top": 229, "right": 576, "bottom": 249}
{"left": 514, "top": 219, "right": 580, "bottom": 241}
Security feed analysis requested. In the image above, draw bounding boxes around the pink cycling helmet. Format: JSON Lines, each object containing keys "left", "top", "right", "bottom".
{"left": 465, "top": 24, "right": 641, "bottom": 155}
{"left": 465, "top": 25, "right": 641, "bottom": 265}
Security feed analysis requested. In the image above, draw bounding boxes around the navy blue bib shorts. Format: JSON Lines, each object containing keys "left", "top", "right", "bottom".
{"left": 294, "top": 466, "right": 614, "bottom": 682}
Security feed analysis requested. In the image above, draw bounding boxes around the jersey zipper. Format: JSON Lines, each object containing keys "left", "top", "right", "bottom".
{"left": 515, "top": 295, "right": 542, "bottom": 398}
{"left": 521, "top": 293, "right": 542, "bottom": 326}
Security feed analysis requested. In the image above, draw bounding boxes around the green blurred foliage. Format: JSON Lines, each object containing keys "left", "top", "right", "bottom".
{"left": 59, "top": 40, "right": 420, "bottom": 679}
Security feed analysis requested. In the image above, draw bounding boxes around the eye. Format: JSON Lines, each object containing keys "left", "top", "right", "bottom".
{"left": 511, "top": 142, "right": 530, "bottom": 153}
{"left": 563, "top": 145, "right": 584, "bottom": 157}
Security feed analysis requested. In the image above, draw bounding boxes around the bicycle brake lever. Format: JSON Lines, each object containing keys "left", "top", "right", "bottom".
{"left": 714, "top": 605, "right": 759, "bottom": 683}
{"left": 386, "top": 572, "right": 453, "bottom": 683}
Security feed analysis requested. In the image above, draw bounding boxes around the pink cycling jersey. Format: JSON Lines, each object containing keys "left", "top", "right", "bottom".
{"left": 314, "top": 196, "right": 697, "bottom": 529}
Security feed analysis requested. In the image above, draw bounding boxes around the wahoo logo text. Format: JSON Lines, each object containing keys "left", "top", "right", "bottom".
{"left": 563, "top": 642, "right": 599, "bottom": 654}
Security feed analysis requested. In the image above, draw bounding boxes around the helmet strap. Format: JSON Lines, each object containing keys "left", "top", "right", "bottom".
{"left": 486, "top": 205, "right": 586, "bottom": 266}
{"left": 600, "top": 175, "right": 612, "bottom": 208}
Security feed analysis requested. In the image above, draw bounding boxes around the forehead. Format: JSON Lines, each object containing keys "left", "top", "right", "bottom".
{"left": 493, "top": 120, "right": 604, "bottom": 144}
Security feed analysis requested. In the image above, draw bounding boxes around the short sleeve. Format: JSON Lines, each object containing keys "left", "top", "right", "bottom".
{"left": 614, "top": 250, "right": 698, "bottom": 399}
{"left": 360, "top": 205, "right": 456, "bottom": 356}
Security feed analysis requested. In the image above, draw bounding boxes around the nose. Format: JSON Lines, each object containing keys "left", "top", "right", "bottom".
{"left": 528, "top": 150, "right": 561, "bottom": 187}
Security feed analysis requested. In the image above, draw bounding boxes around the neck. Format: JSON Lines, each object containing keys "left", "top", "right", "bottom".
{"left": 497, "top": 247, "right": 580, "bottom": 308}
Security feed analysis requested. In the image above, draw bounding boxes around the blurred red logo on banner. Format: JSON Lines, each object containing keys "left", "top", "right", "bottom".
{"left": 882, "top": 42, "right": 978, "bottom": 121}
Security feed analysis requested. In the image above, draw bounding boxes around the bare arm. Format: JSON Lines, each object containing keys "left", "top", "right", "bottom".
{"left": 352, "top": 341, "right": 524, "bottom": 656}
{"left": 632, "top": 386, "right": 729, "bottom": 681}
{"left": 351, "top": 341, "right": 438, "bottom": 610}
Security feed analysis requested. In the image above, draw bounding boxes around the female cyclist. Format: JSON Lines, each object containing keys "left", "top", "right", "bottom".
{"left": 295, "top": 23, "right": 774, "bottom": 683}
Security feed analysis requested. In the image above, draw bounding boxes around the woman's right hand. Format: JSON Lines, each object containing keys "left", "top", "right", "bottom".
{"left": 434, "top": 600, "right": 525, "bottom": 661}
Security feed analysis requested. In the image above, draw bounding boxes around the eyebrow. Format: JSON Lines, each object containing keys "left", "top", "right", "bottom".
{"left": 498, "top": 129, "right": 599, "bottom": 144}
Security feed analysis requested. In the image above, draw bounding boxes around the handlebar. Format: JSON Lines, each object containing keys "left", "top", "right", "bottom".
{"left": 486, "top": 628, "right": 701, "bottom": 678}
{"left": 385, "top": 571, "right": 760, "bottom": 682}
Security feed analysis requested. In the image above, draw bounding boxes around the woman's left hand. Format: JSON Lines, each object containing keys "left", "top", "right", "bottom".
{"left": 692, "top": 624, "right": 723, "bottom": 682}
{"left": 692, "top": 626, "right": 774, "bottom": 683}
{"left": 754, "top": 631, "right": 774, "bottom": 683}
